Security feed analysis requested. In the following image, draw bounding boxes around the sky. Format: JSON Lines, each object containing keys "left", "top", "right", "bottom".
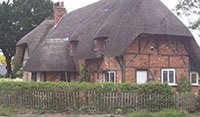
{"left": 53, "top": 0, "right": 200, "bottom": 46}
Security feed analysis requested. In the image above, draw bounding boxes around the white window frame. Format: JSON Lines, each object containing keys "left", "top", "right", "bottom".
{"left": 190, "top": 72, "right": 199, "bottom": 86}
{"left": 161, "top": 69, "right": 176, "bottom": 86}
{"left": 104, "top": 71, "right": 116, "bottom": 83}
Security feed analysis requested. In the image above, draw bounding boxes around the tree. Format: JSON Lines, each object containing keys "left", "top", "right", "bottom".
{"left": 177, "top": 75, "right": 192, "bottom": 93}
{"left": 80, "top": 64, "right": 91, "bottom": 82}
{"left": 176, "top": 0, "right": 200, "bottom": 31}
{"left": 0, "top": 0, "right": 53, "bottom": 77}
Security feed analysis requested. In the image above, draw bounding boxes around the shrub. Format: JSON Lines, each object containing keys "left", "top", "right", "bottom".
{"left": 80, "top": 64, "right": 91, "bottom": 82}
{"left": 0, "top": 106, "right": 13, "bottom": 116}
{"left": 177, "top": 75, "right": 192, "bottom": 93}
{"left": 0, "top": 81, "right": 173, "bottom": 94}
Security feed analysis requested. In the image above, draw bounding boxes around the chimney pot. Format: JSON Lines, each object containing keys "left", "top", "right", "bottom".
{"left": 60, "top": 1, "right": 64, "bottom": 7}
{"left": 54, "top": 1, "right": 67, "bottom": 24}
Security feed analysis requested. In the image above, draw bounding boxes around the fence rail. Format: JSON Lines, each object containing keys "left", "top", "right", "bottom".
{"left": 0, "top": 91, "right": 197, "bottom": 113}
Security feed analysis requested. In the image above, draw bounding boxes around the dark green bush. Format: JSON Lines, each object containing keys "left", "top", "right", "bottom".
{"left": 177, "top": 76, "right": 192, "bottom": 93}
{"left": 0, "top": 82, "right": 173, "bottom": 94}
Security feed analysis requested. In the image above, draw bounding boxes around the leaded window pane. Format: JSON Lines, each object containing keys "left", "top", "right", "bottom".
{"left": 163, "top": 71, "right": 168, "bottom": 83}
{"left": 191, "top": 74, "right": 197, "bottom": 84}
{"left": 169, "top": 71, "right": 174, "bottom": 83}
{"left": 110, "top": 73, "right": 115, "bottom": 82}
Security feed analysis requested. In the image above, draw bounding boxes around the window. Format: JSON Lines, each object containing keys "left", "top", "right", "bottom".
{"left": 136, "top": 70, "right": 147, "bottom": 84}
{"left": 161, "top": 69, "right": 176, "bottom": 85}
{"left": 190, "top": 72, "right": 199, "bottom": 85}
{"left": 104, "top": 71, "right": 116, "bottom": 83}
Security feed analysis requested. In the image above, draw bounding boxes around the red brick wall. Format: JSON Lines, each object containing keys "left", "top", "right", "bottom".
{"left": 80, "top": 35, "right": 199, "bottom": 93}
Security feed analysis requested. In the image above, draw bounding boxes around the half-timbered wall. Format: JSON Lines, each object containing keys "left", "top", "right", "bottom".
{"left": 124, "top": 35, "right": 189, "bottom": 84}
{"left": 84, "top": 35, "right": 199, "bottom": 92}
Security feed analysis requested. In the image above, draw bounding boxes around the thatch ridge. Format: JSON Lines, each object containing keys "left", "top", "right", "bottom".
{"left": 48, "top": 0, "right": 193, "bottom": 59}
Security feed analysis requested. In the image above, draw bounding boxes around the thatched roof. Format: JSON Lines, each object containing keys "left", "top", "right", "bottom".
{"left": 24, "top": 38, "right": 77, "bottom": 72}
{"left": 16, "top": 0, "right": 200, "bottom": 72}
{"left": 15, "top": 20, "right": 54, "bottom": 65}
{"left": 48, "top": 0, "right": 194, "bottom": 59}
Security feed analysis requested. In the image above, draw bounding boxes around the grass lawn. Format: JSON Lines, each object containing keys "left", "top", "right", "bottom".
{"left": 0, "top": 107, "right": 200, "bottom": 117}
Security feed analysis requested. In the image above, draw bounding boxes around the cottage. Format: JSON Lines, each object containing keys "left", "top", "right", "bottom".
{"left": 15, "top": 0, "right": 200, "bottom": 92}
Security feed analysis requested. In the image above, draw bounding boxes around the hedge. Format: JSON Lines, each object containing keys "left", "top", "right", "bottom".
{"left": 0, "top": 81, "right": 173, "bottom": 95}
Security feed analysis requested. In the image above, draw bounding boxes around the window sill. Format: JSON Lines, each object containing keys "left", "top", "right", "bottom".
{"left": 168, "top": 84, "right": 177, "bottom": 86}
{"left": 191, "top": 84, "right": 200, "bottom": 86}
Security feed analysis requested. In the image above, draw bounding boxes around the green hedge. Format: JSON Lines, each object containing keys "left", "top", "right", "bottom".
{"left": 0, "top": 81, "right": 173, "bottom": 94}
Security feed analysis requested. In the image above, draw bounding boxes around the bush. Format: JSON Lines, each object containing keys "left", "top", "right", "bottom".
{"left": 0, "top": 81, "right": 173, "bottom": 94}
{"left": 177, "top": 75, "right": 192, "bottom": 93}
{"left": 80, "top": 64, "right": 91, "bottom": 82}
{"left": 0, "top": 106, "right": 13, "bottom": 116}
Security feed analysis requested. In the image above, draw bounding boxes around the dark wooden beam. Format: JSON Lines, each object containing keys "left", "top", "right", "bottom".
{"left": 167, "top": 39, "right": 177, "bottom": 55}
{"left": 156, "top": 38, "right": 160, "bottom": 55}
{"left": 139, "top": 38, "right": 141, "bottom": 53}
{"left": 116, "top": 56, "right": 126, "bottom": 82}
{"left": 141, "top": 39, "right": 150, "bottom": 54}
{"left": 126, "top": 54, "right": 138, "bottom": 67}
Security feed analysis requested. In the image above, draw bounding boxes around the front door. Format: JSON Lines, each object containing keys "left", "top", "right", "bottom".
{"left": 136, "top": 70, "right": 147, "bottom": 84}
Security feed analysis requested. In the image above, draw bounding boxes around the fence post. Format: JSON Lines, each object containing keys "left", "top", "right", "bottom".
{"left": 176, "top": 93, "right": 179, "bottom": 110}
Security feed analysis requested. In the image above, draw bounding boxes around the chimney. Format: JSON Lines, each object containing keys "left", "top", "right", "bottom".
{"left": 54, "top": 1, "right": 67, "bottom": 24}
{"left": 94, "top": 37, "right": 108, "bottom": 58}
{"left": 69, "top": 40, "right": 79, "bottom": 56}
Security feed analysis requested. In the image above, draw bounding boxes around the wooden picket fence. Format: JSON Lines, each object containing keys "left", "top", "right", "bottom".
{"left": 0, "top": 91, "right": 197, "bottom": 112}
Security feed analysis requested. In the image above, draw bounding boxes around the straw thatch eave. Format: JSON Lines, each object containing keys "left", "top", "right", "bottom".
{"left": 24, "top": 38, "right": 77, "bottom": 72}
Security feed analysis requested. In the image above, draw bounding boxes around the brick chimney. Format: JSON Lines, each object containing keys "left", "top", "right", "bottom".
{"left": 54, "top": 1, "right": 67, "bottom": 24}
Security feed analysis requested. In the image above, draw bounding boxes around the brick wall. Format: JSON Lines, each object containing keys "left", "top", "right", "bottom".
{"left": 85, "top": 35, "right": 199, "bottom": 93}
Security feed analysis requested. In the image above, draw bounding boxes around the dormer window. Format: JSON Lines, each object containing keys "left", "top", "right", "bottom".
{"left": 94, "top": 37, "right": 107, "bottom": 58}
{"left": 69, "top": 40, "right": 79, "bottom": 56}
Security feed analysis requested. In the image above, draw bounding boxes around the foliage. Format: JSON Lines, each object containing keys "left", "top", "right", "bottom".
{"left": 197, "top": 90, "right": 200, "bottom": 111}
{"left": 80, "top": 64, "right": 91, "bottom": 82}
{"left": 0, "top": 106, "right": 13, "bottom": 117}
{"left": 0, "top": 81, "right": 173, "bottom": 94}
{"left": 0, "top": 55, "right": 6, "bottom": 65}
{"left": 175, "top": 0, "right": 200, "bottom": 31}
{"left": 0, "top": 0, "right": 53, "bottom": 77}
{"left": 115, "top": 108, "right": 123, "bottom": 115}
{"left": 128, "top": 109, "right": 189, "bottom": 117}
{"left": 12, "top": 64, "right": 22, "bottom": 78}
{"left": 177, "top": 75, "right": 192, "bottom": 93}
